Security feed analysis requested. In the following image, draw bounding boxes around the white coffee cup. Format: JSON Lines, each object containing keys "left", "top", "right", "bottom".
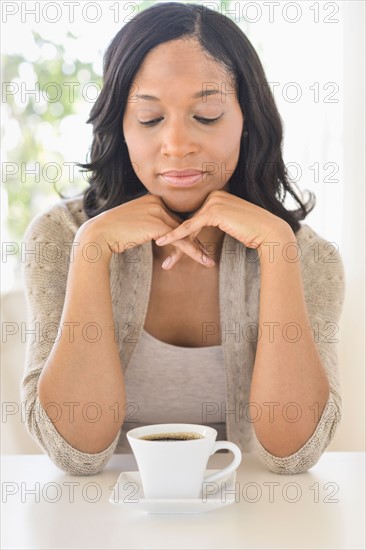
{"left": 126, "top": 423, "right": 242, "bottom": 499}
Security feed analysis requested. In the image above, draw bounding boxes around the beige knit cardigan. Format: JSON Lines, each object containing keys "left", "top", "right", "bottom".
{"left": 21, "top": 196, "right": 345, "bottom": 476}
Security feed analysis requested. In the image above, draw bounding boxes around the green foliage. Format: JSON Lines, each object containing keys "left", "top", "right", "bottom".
{"left": 3, "top": 0, "right": 233, "bottom": 242}
{"left": 3, "top": 30, "right": 102, "bottom": 241}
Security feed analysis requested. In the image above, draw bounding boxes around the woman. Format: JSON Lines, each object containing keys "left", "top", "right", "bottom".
{"left": 21, "top": 2, "right": 345, "bottom": 476}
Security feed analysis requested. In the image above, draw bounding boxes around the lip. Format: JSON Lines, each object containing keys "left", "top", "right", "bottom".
{"left": 161, "top": 169, "right": 204, "bottom": 177}
{"left": 160, "top": 172, "right": 206, "bottom": 187}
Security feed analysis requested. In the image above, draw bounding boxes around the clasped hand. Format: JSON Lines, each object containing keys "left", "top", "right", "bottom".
{"left": 155, "top": 189, "right": 290, "bottom": 270}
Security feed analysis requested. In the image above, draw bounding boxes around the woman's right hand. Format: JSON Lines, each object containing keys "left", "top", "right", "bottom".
{"left": 77, "top": 194, "right": 214, "bottom": 267}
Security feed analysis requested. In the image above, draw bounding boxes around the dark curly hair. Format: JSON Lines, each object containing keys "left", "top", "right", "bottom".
{"left": 78, "top": 1, "right": 315, "bottom": 233}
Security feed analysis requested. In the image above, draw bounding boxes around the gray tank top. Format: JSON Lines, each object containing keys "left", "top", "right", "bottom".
{"left": 116, "top": 327, "right": 228, "bottom": 452}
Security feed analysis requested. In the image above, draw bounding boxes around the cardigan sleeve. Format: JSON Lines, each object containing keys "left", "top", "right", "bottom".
{"left": 251, "top": 225, "right": 345, "bottom": 474}
{"left": 20, "top": 203, "right": 121, "bottom": 476}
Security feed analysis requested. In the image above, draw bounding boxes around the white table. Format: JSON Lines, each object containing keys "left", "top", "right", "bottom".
{"left": 1, "top": 452, "right": 365, "bottom": 549}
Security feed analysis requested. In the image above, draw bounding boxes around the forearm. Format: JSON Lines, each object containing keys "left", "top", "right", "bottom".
{"left": 38, "top": 224, "right": 126, "bottom": 453}
{"left": 250, "top": 226, "right": 330, "bottom": 457}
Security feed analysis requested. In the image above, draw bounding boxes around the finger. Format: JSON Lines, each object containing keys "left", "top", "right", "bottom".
{"left": 168, "top": 212, "right": 185, "bottom": 225}
{"left": 161, "top": 248, "right": 184, "bottom": 270}
{"left": 177, "top": 238, "right": 215, "bottom": 266}
{"left": 155, "top": 222, "right": 212, "bottom": 265}
{"left": 161, "top": 233, "right": 213, "bottom": 270}
{"left": 155, "top": 218, "right": 203, "bottom": 246}
{"left": 165, "top": 238, "right": 215, "bottom": 268}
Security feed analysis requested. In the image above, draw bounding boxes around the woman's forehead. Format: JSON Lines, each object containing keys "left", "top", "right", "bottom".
{"left": 135, "top": 39, "right": 231, "bottom": 81}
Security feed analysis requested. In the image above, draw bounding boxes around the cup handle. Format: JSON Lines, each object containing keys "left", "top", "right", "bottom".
{"left": 203, "top": 441, "right": 242, "bottom": 483}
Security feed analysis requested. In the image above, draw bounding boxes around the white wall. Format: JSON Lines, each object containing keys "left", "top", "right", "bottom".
{"left": 1, "top": 0, "right": 365, "bottom": 453}
{"left": 333, "top": 1, "right": 365, "bottom": 451}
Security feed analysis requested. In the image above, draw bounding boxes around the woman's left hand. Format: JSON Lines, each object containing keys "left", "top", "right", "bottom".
{"left": 154, "top": 190, "right": 293, "bottom": 269}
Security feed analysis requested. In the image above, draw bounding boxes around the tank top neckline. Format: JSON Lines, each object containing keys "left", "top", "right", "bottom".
{"left": 141, "top": 327, "right": 222, "bottom": 350}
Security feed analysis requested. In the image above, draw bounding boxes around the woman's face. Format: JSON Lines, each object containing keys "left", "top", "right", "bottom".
{"left": 123, "top": 38, "right": 244, "bottom": 215}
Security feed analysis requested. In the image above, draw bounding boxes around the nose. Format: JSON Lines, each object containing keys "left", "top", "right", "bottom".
{"left": 160, "top": 119, "right": 200, "bottom": 157}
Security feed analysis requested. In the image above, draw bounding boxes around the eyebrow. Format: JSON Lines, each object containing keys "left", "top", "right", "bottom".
{"left": 134, "top": 89, "right": 227, "bottom": 101}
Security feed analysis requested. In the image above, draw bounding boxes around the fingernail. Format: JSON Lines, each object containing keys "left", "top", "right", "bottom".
{"left": 162, "top": 256, "right": 171, "bottom": 269}
{"left": 203, "top": 254, "right": 215, "bottom": 266}
{"left": 156, "top": 236, "right": 167, "bottom": 245}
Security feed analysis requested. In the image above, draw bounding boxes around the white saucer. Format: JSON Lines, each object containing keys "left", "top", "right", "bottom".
{"left": 109, "top": 469, "right": 237, "bottom": 514}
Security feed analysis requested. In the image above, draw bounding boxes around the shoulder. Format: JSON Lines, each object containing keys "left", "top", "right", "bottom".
{"left": 24, "top": 195, "right": 89, "bottom": 242}
{"left": 295, "top": 222, "right": 344, "bottom": 274}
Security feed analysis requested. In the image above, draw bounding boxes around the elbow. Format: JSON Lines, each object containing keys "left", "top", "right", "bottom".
{"left": 22, "top": 393, "right": 121, "bottom": 476}
{"left": 259, "top": 451, "right": 324, "bottom": 475}
{"left": 46, "top": 452, "right": 112, "bottom": 477}
{"left": 254, "top": 435, "right": 327, "bottom": 475}
{"left": 253, "top": 397, "right": 341, "bottom": 475}
{"left": 32, "top": 427, "right": 119, "bottom": 477}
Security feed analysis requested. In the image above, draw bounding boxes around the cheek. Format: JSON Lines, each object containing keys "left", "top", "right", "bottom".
{"left": 213, "top": 128, "right": 241, "bottom": 160}
{"left": 223, "top": 110, "right": 244, "bottom": 149}
{"left": 225, "top": 127, "right": 242, "bottom": 158}
{"left": 128, "top": 144, "right": 155, "bottom": 181}
{"left": 129, "top": 130, "right": 154, "bottom": 155}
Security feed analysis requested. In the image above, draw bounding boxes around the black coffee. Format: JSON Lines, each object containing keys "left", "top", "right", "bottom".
{"left": 139, "top": 431, "right": 204, "bottom": 441}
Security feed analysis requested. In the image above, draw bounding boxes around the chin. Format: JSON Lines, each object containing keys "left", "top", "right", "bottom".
{"left": 162, "top": 201, "right": 199, "bottom": 220}
{"left": 160, "top": 192, "right": 209, "bottom": 219}
{"left": 168, "top": 208, "right": 195, "bottom": 220}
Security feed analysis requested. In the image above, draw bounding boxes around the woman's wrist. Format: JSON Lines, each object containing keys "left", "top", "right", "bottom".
{"left": 258, "top": 222, "right": 296, "bottom": 266}
{"left": 74, "top": 219, "right": 114, "bottom": 265}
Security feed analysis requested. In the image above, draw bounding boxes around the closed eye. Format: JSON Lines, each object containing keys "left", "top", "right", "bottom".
{"left": 138, "top": 115, "right": 223, "bottom": 126}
